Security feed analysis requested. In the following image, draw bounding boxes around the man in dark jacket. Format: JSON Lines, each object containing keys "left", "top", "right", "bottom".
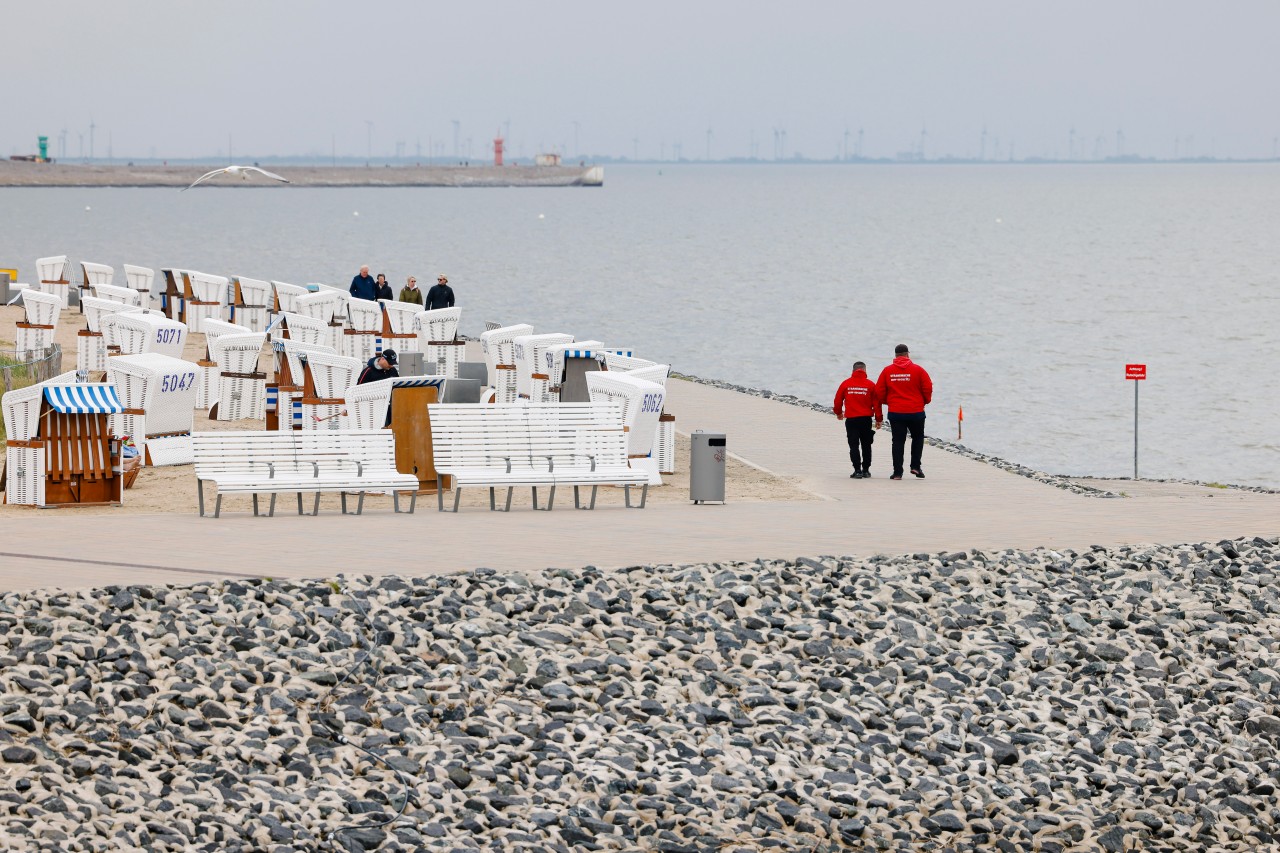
{"left": 834, "top": 361, "right": 883, "bottom": 478}
{"left": 357, "top": 348, "right": 399, "bottom": 385}
{"left": 349, "top": 265, "right": 377, "bottom": 301}
{"left": 875, "top": 344, "right": 933, "bottom": 480}
{"left": 425, "top": 275, "right": 455, "bottom": 311}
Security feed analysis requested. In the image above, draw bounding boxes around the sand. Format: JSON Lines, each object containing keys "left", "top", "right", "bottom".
{"left": 0, "top": 303, "right": 814, "bottom": 516}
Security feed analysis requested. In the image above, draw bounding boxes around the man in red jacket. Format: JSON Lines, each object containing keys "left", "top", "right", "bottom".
{"left": 875, "top": 344, "right": 933, "bottom": 480}
{"left": 834, "top": 361, "right": 882, "bottom": 478}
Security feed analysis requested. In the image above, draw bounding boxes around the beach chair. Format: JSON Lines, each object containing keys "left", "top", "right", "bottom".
{"left": 601, "top": 352, "right": 656, "bottom": 373}
{"left": 80, "top": 296, "right": 142, "bottom": 373}
{"left": 79, "top": 261, "right": 114, "bottom": 308}
{"left": 343, "top": 298, "right": 382, "bottom": 363}
{"left": 480, "top": 324, "right": 534, "bottom": 404}
{"left": 542, "top": 340, "right": 636, "bottom": 403}
{"left": 16, "top": 289, "right": 62, "bottom": 359}
{"left": 275, "top": 312, "right": 330, "bottom": 348}
{"left": 35, "top": 255, "right": 70, "bottom": 308}
{"left": 195, "top": 319, "right": 252, "bottom": 410}
{"left": 102, "top": 311, "right": 188, "bottom": 358}
{"left": 296, "top": 288, "right": 349, "bottom": 351}
{"left": 123, "top": 264, "right": 154, "bottom": 303}
{"left": 158, "top": 269, "right": 192, "bottom": 321}
{"left": 185, "top": 272, "right": 229, "bottom": 333}
{"left": 91, "top": 282, "right": 143, "bottom": 307}
{"left": 415, "top": 307, "right": 463, "bottom": 377}
{"left": 107, "top": 353, "right": 199, "bottom": 466}
{"left": 298, "top": 349, "right": 361, "bottom": 431}
{"left": 586, "top": 371, "right": 667, "bottom": 486}
{"left": 379, "top": 299, "right": 420, "bottom": 353}
{"left": 231, "top": 276, "right": 272, "bottom": 332}
{"left": 2, "top": 383, "right": 46, "bottom": 505}
{"left": 514, "top": 333, "right": 574, "bottom": 402}
{"left": 208, "top": 332, "right": 267, "bottom": 421}
{"left": 272, "top": 339, "right": 337, "bottom": 431}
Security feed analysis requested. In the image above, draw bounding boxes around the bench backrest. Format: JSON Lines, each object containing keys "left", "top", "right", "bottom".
{"left": 428, "top": 402, "right": 628, "bottom": 471}
{"left": 193, "top": 430, "right": 398, "bottom": 477}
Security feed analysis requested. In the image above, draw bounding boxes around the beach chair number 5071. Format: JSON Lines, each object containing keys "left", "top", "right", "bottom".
{"left": 156, "top": 328, "right": 183, "bottom": 345}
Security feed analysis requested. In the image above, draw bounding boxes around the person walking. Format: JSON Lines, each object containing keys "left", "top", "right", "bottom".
{"left": 425, "top": 274, "right": 455, "bottom": 311}
{"left": 875, "top": 344, "right": 933, "bottom": 480}
{"left": 398, "top": 276, "right": 424, "bottom": 305}
{"left": 349, "top": 265, "right": 377, "bottom": 301}
{"left": 375, "top": 273, "right": 394, "bottom": 301}
{"left": 833, "top": 360, "right": 882, "bottom": 478}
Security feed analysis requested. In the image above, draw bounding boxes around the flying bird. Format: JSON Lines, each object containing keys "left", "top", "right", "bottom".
{"left": 181, "top": 165, "right": 290, "bottom": 191}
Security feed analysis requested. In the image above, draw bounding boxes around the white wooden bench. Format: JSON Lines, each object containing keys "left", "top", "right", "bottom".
{"left": 193, "top": 430, "right": 419, "bottom": 517}
{"left": 428, "top": 402, "right": 650, "bottom": 512}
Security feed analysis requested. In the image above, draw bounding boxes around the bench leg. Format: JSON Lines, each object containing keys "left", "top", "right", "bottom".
{"left": 588, "top": 485, "right": 598, "bottom": 510}
{"left": 407, "top": 492, "right": 417, "bottom": 513}
{"left": 624, "top": 483, "right": 649, "bottom": 509}
{"left": 341, "top": 493, "right": 348, "bottom": 515}
{"left": 505, "top": 487, "right": 515, "bottom": 512}
{"left": 197, "top": 481, "right": 206, "bottom": 517}
{"left": 252, "top": 493, "right": 260, "bottom": 517}
{"left": 532, "top": 486, "right": 555, "bottom": 511}
{"left": 356, "top": 492, "right": 366, "bottom": 515}
{"left": 312, "top": 493, "right": 322, "bottom": 516}
{"left": 269, "top": 493, "right": 278, "bottom": 517}
{"left": 214, "top": 493, "right": 224, "bottom": 519}
{"left": 489, "top": 487, "right": 496, "bottom": 511}
{"left": 453, "top": 488, "right": 462, "bottom": 513}
{"left": 392, "top": 491, "right": 399, "bottom": 513}
{"left": 296, "top": 493, "right": 304, "bottom": 516}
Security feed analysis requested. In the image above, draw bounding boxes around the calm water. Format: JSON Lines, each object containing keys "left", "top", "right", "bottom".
{"left": 3, "top": 164, "right": 1278, "bottom": 486}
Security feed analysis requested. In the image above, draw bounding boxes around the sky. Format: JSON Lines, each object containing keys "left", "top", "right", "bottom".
{"left": 6, "top": 1, "right": 1279, "bottom": 162}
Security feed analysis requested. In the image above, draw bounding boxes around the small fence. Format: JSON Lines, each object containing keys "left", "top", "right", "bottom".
{"left": 1, "top": 344, "right": 64, "bottom": 394}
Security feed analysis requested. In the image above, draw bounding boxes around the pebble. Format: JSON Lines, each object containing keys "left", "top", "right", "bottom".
{"left": 0, "top": 537, "right": 1277, "bottom": 849}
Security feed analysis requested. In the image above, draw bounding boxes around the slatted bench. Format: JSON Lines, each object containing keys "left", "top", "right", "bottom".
{"left": 428, "top": 402, "right": 650, "bottom": 512}
{"left": 193, "top": 430, "right": 419, "bottom": 517}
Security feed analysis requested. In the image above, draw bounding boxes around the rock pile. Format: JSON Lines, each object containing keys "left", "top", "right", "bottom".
{"left": 2, "top": 537, "right": 1278, "bottom": 851}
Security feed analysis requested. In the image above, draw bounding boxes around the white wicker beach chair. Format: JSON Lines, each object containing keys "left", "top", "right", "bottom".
{"left": 415, "top": 307, "right": 463, "bottom": 376}
{"left": 79, "top": 297, "right": 141, "bottom": 373}
{"left": 185, "top": 272, "right": 229, "bottom": 333}
{"left": 15, "top": 289, "right": 62, "bottom": 358}
{"left": 271, "top": 281, "right": 307, "bottom": 315}
{"left": 586, "top": 371, "right": 667, "bottom": 486}
{"left": 343, "top": 376, "right": 395, "bottom": 431}
{"left": 123, "top": 264, "right": 154, "bottom": 301}
{"left": 275, "top": 312, "right": 330, "bottom": 348}
{"left": 601, "top": 352, "right": 656, "bottom": 373}
{"left": 480, "top": 324, "right": 533, "bottom": 404}
{"left": 2, "top": 383, "right": 46, "bottom": 505}
{"left": 194, "top": 319, "right": 252, "bottom": 409}
{"left": 35, "top": 255, "right": 69, "bottom": 307}
{"left": 91, "top": 282, "right": 143, "bottom": 307}
{"left": 298, "top": 349, "right": 360, "bottom": 431}
{"left": 209, "top": 332, "right": 267, "bottom": 421}
{"left": 514, "top": 333, "right": 574, "bottom": 401}
{"left": 80, "top": 262, "right": 114, "bottom": 307}
{"left": 102, "top": 311, "right": 188, "bottom": 358}
{"left": 274, "top": 339, "right": 337, "bottom": 431}
{"left": 343, "top": 298, "right": 383, "bottom": 363}
{"left": 106, "top": 353, "right": 199, "bottom": 466}
{"left": 230, "top": 276, "right": 272, "bottom": 332}
{"left": 379, "top": 299, "right": 420, "bottom": 353}
{"left": 296, "top": 288, "right": 349, "bottom": 351}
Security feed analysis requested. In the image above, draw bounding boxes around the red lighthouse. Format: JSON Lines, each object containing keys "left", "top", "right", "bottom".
{"left": 494, "top": 132, "right": 504, "bottom": 167}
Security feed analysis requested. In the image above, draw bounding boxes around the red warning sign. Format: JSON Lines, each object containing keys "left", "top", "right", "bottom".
{"left": 1126, "top": 364, "right": 1147, "bottom": 381}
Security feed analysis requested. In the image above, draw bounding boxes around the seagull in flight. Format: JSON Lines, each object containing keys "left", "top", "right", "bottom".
{"left": 181, "top": 165, "right": 290, "bottom": 191}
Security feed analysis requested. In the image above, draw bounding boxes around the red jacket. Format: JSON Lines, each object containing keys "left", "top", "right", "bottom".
{"left": 834, "top": 369, "right": 882, "bottom": 419}
{"left": 875, "top": 356, "right": 932, "bottom": 414}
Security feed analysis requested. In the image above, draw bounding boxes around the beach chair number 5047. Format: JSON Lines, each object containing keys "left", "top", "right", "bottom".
{"left": 161, "top": 372, "right": 197, "bottom": 392}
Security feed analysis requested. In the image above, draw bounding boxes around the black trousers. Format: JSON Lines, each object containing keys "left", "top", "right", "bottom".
{"left": 844, "top": 417, "right": 874, "bottom": 472}
{"left": 888, "top": 412, "right": 926, "bottom": 475}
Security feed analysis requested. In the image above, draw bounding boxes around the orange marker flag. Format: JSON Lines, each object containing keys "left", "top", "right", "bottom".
{"left": 957, "top": 405, "right": 964, "bottom": 440}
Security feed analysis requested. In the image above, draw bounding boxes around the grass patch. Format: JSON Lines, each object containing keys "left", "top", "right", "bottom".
{"left": 1205, "top": 482, "right": 1230, "bottom": 489}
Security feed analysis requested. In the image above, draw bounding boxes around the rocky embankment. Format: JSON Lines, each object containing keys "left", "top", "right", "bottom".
{"left": 2, "top": 537, "right": 1278, "bottom": 851}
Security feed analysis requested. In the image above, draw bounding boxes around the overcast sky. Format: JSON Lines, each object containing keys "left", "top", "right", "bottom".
{"left": 7, "top": 1, "right": 1279, "bottom": 162}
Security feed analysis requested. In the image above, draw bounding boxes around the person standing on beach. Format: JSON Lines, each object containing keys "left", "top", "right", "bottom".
{"left": 398, "top": 276, "right": 424, "bottom": 305}
{"left": 349, "top": 265, "right": 377, "bottom": 301}
{"left": 834, "top": 361, "right": 882, "bottom": 478}
{"left": 426, "top": 274, "right": 455, "bottom": 310}
{"left": 375, "top": 273, "right": 394, "bottom": 301}
{"left": 875, "top": 344, "right": 933, "bottom": 480}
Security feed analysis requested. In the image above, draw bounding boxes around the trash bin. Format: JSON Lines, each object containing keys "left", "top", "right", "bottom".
{"left": 690, "top": 431, "right": 726, "bottom": 504}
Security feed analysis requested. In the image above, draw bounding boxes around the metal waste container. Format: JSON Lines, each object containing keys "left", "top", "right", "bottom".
{"left": 690, "top": 431, "right": 726, "bottom": 504}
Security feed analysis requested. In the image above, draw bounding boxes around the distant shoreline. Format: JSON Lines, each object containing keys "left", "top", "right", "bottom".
{"left": 0, "top": 162, "right": 603, "bottom": 188}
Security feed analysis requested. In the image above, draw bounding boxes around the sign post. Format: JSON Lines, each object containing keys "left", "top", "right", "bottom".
{"left": 1126, "top": 364, "right": 1146, "bottom": 478}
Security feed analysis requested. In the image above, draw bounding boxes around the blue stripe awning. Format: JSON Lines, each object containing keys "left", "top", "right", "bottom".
{"left": 43, "top": 384, "right": 125, "bottom": 414}
{"left": 564, "top": 348, "right": 633, "bottom": 359}
{"left": 391, "top": 377, "right": 447, "bottom": 388}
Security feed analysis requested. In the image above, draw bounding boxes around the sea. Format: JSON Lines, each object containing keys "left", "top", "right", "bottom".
{"left": 2, "top": 163, "right": 1277, "bottom": 487}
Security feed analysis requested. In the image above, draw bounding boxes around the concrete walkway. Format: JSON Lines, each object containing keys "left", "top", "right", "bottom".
{"left": 1, "top": 378, "right": 1275, "bottom": 591}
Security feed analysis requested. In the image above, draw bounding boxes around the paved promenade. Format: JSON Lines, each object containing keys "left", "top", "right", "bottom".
{"left": 1, "top": 378, "right": 1275, "bottom": 591}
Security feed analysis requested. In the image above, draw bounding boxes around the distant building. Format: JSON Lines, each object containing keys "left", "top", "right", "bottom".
{"left": 535, "top": 153, "right": 561, "bottom": 167}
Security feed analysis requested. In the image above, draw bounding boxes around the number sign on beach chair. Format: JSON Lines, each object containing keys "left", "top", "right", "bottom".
{"left": 80, "top": 296, "right": 141, "bottom": 372}
{"left": 231, "top": 276, "right": 272, "bottom": 332}
{"left": 107, "top": 353, "right": 199, "bottom": 466}
{"left": 36, "top": 255, "right": 69, "bottom": 308}
{"left": 480, "top": 324, "right": 533, "bottom": 404}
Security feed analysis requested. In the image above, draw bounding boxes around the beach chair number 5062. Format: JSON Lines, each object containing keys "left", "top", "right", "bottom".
{"left": 161, "top": 372, "right": 197, "bottom": 392}
{"left": 641, "top": 393, "right": 664, "bottom": 414}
